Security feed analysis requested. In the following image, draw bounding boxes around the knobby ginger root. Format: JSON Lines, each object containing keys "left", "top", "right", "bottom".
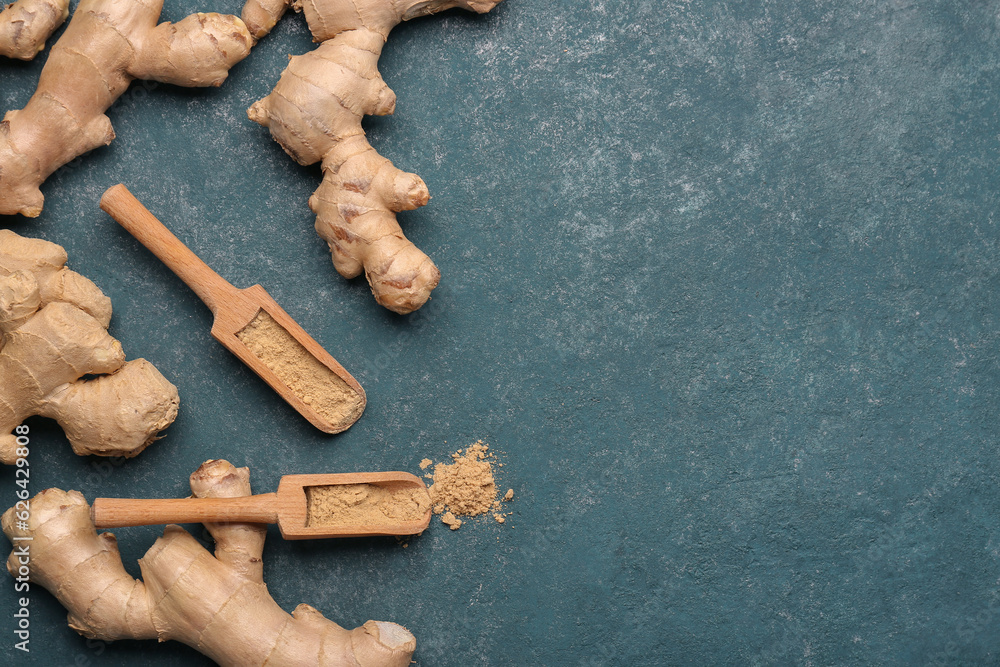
{"left": 0, "top": 230, "right": 179, "bottom": 464}
{"left": 2, "top": 459, "right": 417, "bottom": 667}
{"left": 0, "top": 0, "right": 68, "bottom": 60}
{"left": 0, "top": 0, "right": 253, "bottom": 217}
{"left": 245, "top": 0, "right": 503, "bottom": 314}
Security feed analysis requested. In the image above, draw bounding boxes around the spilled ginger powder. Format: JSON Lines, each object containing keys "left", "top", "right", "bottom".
{"left": 236, "top": 310, "right": 363, "bottom": 428}
{"left": 426, "top": 441, "right": 513, "bottom": 530}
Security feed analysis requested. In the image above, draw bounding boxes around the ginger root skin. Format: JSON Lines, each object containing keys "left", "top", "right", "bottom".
{"left": 0, "top": 0, "right": 68, "bottom": 60}
{"left": 246, "top": 0, "right": 503, "bottom": 314}
{"left": 0, "top": 230, "right": 179, "bottom": 464}
{"left": 0, "top": 0, "right": 253, "bottom": 217}
{"left": 3, "top": 459, "right": 417, "bottom": 667}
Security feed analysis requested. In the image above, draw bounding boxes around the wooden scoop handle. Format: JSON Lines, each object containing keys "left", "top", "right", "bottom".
{"left": 100, "top": 184, "right": 240, "bottom": 314}
{"left": 92, "top": 494, "right": 279, "bottom": 528}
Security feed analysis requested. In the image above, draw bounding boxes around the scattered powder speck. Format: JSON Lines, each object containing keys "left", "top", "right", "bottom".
{"left": 426, "top": 440, "right": 513, "bottom": 530}
{"left": 306, "top": 483, "right": 430, "bottom": 528}
{"left": 236, "top": 310, "right": 363, "bottom": 429}
{"left": 419, "top": 458, "right": 433, "bottom": 469}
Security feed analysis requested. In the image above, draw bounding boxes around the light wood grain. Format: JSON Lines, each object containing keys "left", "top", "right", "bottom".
{"left": 91, "top": 494, "right": 279, "bottom": 526}
{"left": 100, "top": 184, "right": 366, "bottom": 433}
{"left": 276, "top": 471, "right": 432, "bottom": 538}
{"left": 92, "top": 471, "right": 431, "bottom": 539}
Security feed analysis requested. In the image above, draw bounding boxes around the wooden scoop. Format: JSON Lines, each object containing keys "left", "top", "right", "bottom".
{"left": 100, "top": 184, "right": 365, "bottom": 434}
{"left": 91, "top": 472, "right": 431, "bottom": 539}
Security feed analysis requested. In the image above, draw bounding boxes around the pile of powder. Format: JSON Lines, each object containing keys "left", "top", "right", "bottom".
{"left": 423, "top": 441, "right": 513, "bottom": 530}
{"left": 236, "top": 310, "right": 364, "bottom": 429}
{"left": 306, "top": 483, "right": 430, "bottom": 528}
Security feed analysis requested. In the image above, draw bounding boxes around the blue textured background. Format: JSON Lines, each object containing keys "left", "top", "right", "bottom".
{"left": 3, "top": 0, "right": 1000, "bottom": 664}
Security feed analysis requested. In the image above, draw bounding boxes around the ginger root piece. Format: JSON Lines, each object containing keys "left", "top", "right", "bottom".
{"left": 246, "top": 0, "right": 503, "bottom": 314}
{"left": 0, "top": 0, "right": 68, "bottom": 60}
{"left": 0, "top": 0, "right": 253, "bottom": 217}
{"left": 3, "top": 459, "right": 417, "bottom": 667}
{"left": 0, "top": 230, "right": 179, "bottom": 464}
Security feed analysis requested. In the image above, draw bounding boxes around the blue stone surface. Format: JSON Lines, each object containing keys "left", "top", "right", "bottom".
{"left": 2, "top": 0, "right": 1000, "bottom": 664}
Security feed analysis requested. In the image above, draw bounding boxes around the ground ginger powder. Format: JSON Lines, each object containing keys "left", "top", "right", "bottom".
{"left": 236, "top": 310, "right": 363, "bottom": 428}
{"left": 427, "top": 441, "right": 513, "bottom": 530}
{"left": 306, "top": 483, "right": 430, "bottom": 528}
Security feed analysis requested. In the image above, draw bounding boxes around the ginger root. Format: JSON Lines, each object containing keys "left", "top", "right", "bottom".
{"left": 0, "top": 0, "right": 253, "bottom": 217}
{"left": 0, "top": 230, "right": 179, "bottom": 464}
{"left": 0, "top": 0, "right": 68, "bottom": 60}
{"left": 245, "top": 0, "right": 503, "bottom": 314}
{"left": 3, "top": 459, "right": 417, "bottom": 667}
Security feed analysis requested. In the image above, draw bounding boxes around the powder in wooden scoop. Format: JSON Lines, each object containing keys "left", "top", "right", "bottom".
{"left": 306, "top": 483, "right": 431, "bottom": 528}
{"left": 427, "top": 441, "right": 513, "bottom": 530}
{"left": 236, "top": 310, "right": 362, "bottom": 427}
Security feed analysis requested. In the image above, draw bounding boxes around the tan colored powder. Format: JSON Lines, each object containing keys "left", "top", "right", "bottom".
{"left": 305, "top": 483, "right": 431, "bottom": 528}
{"left": 426, "top": 441, "right": 513, "bottom": 530}
{"left": 236, "top": 310, "right": 362, "bottom": 428}
{"left": 419, "top": 458, "right": 433, "bottom": 469}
